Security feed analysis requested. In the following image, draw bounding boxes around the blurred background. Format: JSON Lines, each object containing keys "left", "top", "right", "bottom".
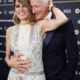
{"left": 0, "top": 0, "right": 80, "bottom": 80}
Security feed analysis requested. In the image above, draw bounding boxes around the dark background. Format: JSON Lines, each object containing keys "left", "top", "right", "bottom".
{"left": 0, "top": 0, "right": 80, "bottom": 80}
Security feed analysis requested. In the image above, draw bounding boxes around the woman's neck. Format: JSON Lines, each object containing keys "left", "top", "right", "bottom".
{"left": 20, "top": 20, "right": 30, "bottom": 25}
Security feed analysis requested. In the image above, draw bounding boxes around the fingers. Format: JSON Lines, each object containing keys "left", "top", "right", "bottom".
{"left": 18, "top": 59, "right": 31, "bottom": 64}
{"left": 49, "top": 0, "right": 54, "bottom": 11}
{"left": 10, "top": 52, "right": 23, "bottom": 60}
{"left": 17, "top": 60, "right": 31, "bottom": 69}
{"left": 18, "top": 67, "right": 29, "bottom": 73}
{"left": 10, "top": 54, "right": 31, "bottom": 73}
{"left": 22, "top": 63, "right": 31, "bottom": 69}
{"left": 14, "top": 52, "right": 23, "bottom": 58}
{"left": 16, "top": 62, "right": 31, "bottom": 73}
{"left": 18, "top": 68, "right": 26, "bottom": 73}
{"left": 12, "top": 58, "right": 31, "bottom": 72}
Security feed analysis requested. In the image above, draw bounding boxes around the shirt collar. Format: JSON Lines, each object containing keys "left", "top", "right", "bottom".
{"left": 44, "top": 12, "right": 52, "bottom": 20}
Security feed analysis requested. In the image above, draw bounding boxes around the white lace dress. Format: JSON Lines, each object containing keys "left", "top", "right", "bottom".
{"left": 7, "top": 23, "right": 46, "bottom": 80}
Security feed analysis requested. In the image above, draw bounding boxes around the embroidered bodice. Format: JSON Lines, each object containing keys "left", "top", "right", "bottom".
{"left": 11, "top": 23, "right": 44, "bottom": 73}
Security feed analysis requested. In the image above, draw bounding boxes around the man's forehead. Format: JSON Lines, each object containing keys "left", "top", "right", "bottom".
{"left": 30, "top": 0, "right": 42, "bottom": 4}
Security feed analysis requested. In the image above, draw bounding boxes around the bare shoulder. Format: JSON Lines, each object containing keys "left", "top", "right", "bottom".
{"left": 6, "top": 26, "right": 14, "bottom": 34}
{"left": 6, "top": 26, "right": 15, "bottom": 38}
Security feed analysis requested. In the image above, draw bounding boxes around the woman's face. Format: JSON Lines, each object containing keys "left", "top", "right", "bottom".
{"left": 15, "top": 0, "right": 29, "bottom": 21}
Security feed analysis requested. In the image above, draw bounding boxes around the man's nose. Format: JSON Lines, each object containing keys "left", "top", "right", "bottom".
{"left": 32, "top": 7, "right": 36, "bottom": 14}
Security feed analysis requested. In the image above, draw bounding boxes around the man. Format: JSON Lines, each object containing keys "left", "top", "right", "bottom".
{"left": 6, "top": 0, "right": 78, "bottom": 80}
{"left": 30, "top": 0, "right": 78, "bottom": 80}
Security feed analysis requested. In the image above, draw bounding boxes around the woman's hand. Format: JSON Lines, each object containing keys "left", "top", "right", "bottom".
{"left": 49, "top": 0, "right": 54, "bottom": 11}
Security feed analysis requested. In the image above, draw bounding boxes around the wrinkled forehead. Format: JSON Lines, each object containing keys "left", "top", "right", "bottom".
{"left": 30, "top": 0, "right": 48, "bottom": 6}
{"left": 30, "top": 0, "right": 41, "bottom": 5}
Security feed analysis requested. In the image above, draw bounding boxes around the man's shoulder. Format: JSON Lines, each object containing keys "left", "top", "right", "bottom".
{"left": 46, "top": 19, "right": 73, "bottom": 34}
{"left": 63, "top": 19, "right": 73, "bottom": 26}
{"left": 58, "top": 19, "right": 73, "bottom": 30}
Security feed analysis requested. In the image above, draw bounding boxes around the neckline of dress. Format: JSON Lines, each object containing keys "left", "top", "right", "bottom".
{"left": 19, "top": 23, "right": 30, "bottom": 26}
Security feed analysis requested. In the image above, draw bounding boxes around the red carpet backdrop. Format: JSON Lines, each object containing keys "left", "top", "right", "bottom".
{"left": 0, "top": 0, "right": 80, "bottom": 80}
{"left": 54, "top": 1, "right": 80, "bottom": 80}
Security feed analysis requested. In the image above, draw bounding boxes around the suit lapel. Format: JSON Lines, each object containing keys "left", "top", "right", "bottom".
{"left": 43, "top": 12, "right": 55, "bottom": 47}
{"left": 43, "top": 31, "right": 55, "bottom": 47}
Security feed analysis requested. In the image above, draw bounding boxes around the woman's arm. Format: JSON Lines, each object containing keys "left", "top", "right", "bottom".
{"left": 5, "top": 27, "right": 31, "bottom": 72}
{"left": 40, "top": 4, "right": 68, "bottom": 36}
{"left": 5, "top": 27, "right": 13, "bottom": 67}
{"left": 5, "top": 27, "right": 22, "bottom": 68}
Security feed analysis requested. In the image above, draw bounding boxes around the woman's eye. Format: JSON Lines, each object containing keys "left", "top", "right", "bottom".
{"left": 15, "top": 5, "right": 20, "bottom": 8}
{"left": 22, "top": 5, "right": 26, "bottom": 7}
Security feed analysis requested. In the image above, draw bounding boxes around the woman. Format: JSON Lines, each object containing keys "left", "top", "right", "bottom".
{"left": 5, "top": 0, "right": 68, "bottom": 80}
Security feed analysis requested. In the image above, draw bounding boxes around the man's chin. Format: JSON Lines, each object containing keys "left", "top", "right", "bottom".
{"left": 36, "top": 17, "right": 42, "bottom": 20}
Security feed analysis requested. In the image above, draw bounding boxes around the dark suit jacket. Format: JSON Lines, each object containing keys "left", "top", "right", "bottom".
{"left": 43, "top": 20, "right": 78, "bottom": 80}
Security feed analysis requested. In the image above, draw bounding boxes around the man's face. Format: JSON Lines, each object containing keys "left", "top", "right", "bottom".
{"left": 30, "top": 0, "right": 49, "bottom": 20}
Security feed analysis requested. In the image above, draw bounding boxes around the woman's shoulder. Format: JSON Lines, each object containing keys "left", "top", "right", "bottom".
{"left": 6, "top": 25, "right": 16, "bottom": 33}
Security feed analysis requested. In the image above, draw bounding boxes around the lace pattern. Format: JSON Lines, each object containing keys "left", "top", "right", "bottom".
{"left": 8, "top": 23, "right": 46, "bottom": 80}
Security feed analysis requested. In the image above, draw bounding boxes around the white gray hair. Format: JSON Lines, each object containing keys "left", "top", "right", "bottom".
{"left": 41, "top": 0, "right": 49, "bottom": 5}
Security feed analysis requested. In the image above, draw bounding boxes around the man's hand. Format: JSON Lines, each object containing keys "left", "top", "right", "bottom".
{"left": 10, "top": 53, "right": 31, "bottom": 73}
